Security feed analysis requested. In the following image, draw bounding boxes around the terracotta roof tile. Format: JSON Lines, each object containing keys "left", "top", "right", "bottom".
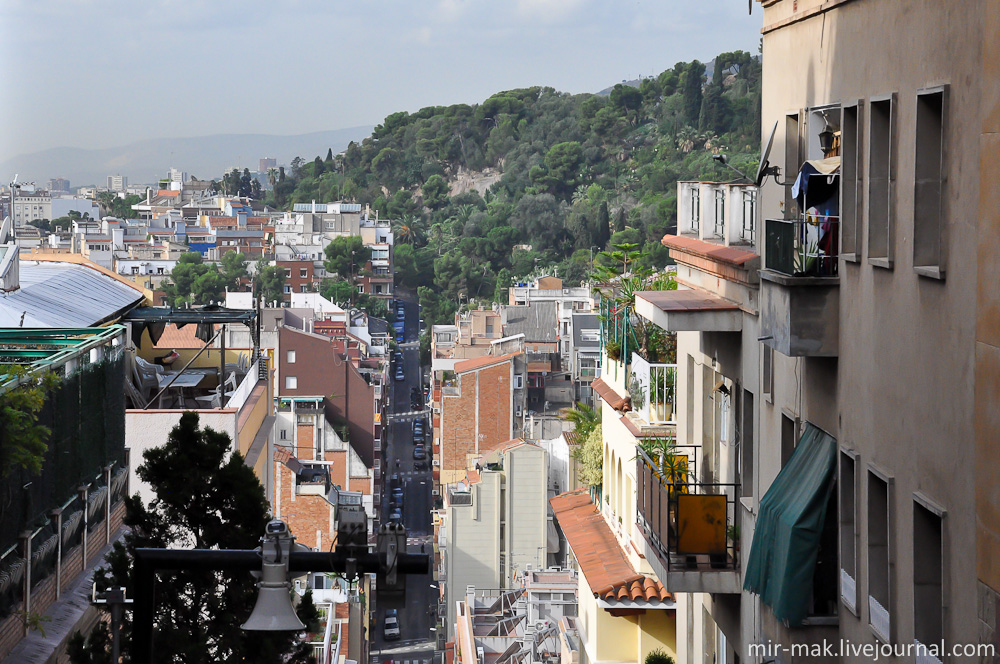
{"left": 454, "top": 350, "right": 522, "bottom": 373}
{"left": 151, "top": 323, "right": 215, "bottom": 349}
{"left": 591, "top": 377, "right": 630, "bottom": 411}
{"left": 550, "top": 489, "right": 671, "bottom": 604}
{"left": 661, "top": 234, "right": 758, "bottom": 267}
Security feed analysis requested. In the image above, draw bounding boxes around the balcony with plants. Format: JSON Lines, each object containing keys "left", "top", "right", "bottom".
{"left": 634, "top": 439, "right": 742, "bottom": 594}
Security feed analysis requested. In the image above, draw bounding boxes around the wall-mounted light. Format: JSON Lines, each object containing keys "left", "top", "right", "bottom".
{"left": 818, "top": 114, "right": 835, "bottom": 155}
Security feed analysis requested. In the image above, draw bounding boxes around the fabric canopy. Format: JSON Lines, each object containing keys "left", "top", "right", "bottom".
{"left": 743, "top": 423, "right": 837, "bottom": 625}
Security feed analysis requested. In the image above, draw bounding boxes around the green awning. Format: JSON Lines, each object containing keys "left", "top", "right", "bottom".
{"left": 743, "top": 423, "right": 836, "bottom": 625}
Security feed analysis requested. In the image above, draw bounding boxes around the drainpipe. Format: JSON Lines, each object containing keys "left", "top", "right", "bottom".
{"left": 78, "top": 485, "right": 89, "bottom": 569}
{"left": 49, "top": 508, "right": 63, "bottom": 599}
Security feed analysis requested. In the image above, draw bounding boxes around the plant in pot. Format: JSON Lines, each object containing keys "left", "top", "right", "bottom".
{"left": 649, "top": 368, "right": 674, "bottom": 422}
{"left": 727, "top": 522, "right": 741, "bottom": 556}
{"left": 605, "top": 340, "right": 622, "bottom": 362}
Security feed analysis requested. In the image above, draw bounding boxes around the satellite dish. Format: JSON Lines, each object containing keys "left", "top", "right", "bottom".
{"left": 755, "top": 121, "right": 779, "bottom": 187}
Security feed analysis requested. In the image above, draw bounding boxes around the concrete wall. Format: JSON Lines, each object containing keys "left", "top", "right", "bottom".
{"left": 446, "top": 474, "right": 501, "bottom": 640}
{"left": 505, "top": 445, "right": 549, "bottom": 582}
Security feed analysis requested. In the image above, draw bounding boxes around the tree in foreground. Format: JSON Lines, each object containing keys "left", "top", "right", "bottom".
{"left": 68, "top": 412, "right": 317, "bottom": 663}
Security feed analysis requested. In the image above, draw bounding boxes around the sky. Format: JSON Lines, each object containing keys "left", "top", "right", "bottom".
{"left": 0, "top": 0, "right": 760, "bottom": 158}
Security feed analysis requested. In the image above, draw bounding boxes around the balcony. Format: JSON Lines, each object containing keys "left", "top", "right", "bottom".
{"left": 760, "top": 217, "right": 840, "bottom": 357}
{"left": 629, "top": 353, "right": 676, "bottom": 425}
{"left": 635, "top": 447, "right": 741, "bottom": 593}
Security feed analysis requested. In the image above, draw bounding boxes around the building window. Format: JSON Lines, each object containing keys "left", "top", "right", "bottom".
{"left": 741, "top": 189, "right": 756, "bottom": 243}
{"left": 840, "top": 451, "right": 858, "bottom": 614}
{"left": 285, "top": 376, "right": 297, "bottom": 390}
{"left": 867, "top": 470, "right": 892, "bottom": 642}
{"left": 913, "top": 87, "right": 947, "bottom": 277}
{"left": 283, "top": 285, "right": 291, "bottom": 294}
{"left": 690, "top": 187, "right": 700, "bottom": 233}
{"left": 131, "top": 267, "right": 139, "bottom": 274}
{"left": 761, "top": 345, "right": 773, "bottom": 403}
{"left": 780, "top": 414, "right": 797, "bottom": 468}
{"left": 841, "top": 103, "right": 862, "bottom": 259}
{"left": 785, "top": 112, "right": 801, "bottom": 216}
{"left": 357, "top": 285, "right": 364, "bottom": 293}
{"left": 913, "top": 497, "right": 944, "bottom": 654}
{"left": 300, "top": 268, "right": 308, "bottom": 277}
{"left": 740, "top": 389, "right": 754, "bottom": 498}
{"left": 513, "top": 375, "right": 523, "bottom": 389}
{"left": 280, "top": 429, "right": 287, "bottom": 440}
{"left": 287, "top": 350, "right": 296, "bottom": 364}
{"left": 714, "top": 189, "right": 725, "bottom": 238}
{"left": 867, "top": 95, "right": 895, "bottom": 266}
{"left": 284, "top": 269, "right": 292, "bottom": 278}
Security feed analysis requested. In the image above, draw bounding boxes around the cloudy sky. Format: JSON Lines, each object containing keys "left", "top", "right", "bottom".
{"left": 0, "top": 0, "right": 760, "bottom": 158}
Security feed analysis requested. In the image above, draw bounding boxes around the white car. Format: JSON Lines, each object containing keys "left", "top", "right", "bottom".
{"left": 383, "top": 610, "right": 401, "bottom": 640}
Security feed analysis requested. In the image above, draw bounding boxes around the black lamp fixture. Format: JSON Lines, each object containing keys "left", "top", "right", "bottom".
{"left": 818, "top": 113, "right": 836, "bottom": 155}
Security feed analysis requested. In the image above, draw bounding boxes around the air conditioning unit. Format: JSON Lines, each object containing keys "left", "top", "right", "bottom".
{"left": 432, "top": 460, "right": 441, "bottom": 467}
{"left": 432, "top": 489, "right": 440, "bottom": 497}
{"left": 515, "top": 406, "right": 523, "bottom": 417}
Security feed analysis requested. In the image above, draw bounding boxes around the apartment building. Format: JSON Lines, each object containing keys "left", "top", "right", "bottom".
{"left": 441, "top": 440, "right": 552, "bottom": 640}
{"left": 12, "top": 189, "right": 51, "bottom": 224}
{"left": 613, "top": 3, "right": 994, "bottom": 663}
{"left": 451, "top": 569, "right": 579, "bottom": 664}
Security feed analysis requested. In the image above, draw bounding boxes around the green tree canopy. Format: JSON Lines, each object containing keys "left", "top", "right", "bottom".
{"left": 68, "top": 413, "right": 317, "bottom": 663}
{"left": 324, "top": 236, "right": 370, "bottom": 278}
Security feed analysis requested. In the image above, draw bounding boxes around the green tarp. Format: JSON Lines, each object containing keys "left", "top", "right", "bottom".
{"left": 743, "top": 422, "right": 837, "bottom": 625}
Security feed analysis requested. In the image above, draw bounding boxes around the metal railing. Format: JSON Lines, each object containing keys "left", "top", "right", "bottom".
{"left": 635, "top": 447, "right": 739, "bottom": 572}
{"left": 629, "top": 353, "right": 676, "bottom": 425}
{"left": 764, "top": 216, "right": 840, "bottom": 277}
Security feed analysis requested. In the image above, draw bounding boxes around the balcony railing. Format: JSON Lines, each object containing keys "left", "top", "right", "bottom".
{"left": 635, "top": 447, "right": 739, "bottom": 574}
{"left": 629, "top": 353, "right": 676, "bottom": 425}
{"left": 764, "top": 216, "right": 839, "bottom": 277}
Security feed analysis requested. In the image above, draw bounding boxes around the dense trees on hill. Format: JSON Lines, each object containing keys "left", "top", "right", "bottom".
{"left": 265, "top": 50, "right": 761, "bottom": 326}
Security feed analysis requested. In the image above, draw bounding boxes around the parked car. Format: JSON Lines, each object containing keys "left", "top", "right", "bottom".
{"left": 391, "top": 487, "right": 404, "bottom": 504}
{"left": 395, "top": 328, "right": 405, "bottom": 343}
{"left": 396, "top": 303, "right": 406, "bottom": 319}
{"left": 410, "top": 386, "right": 422, "bottom": 410}
{"left": 395, "top": 364, "right": 405, "bottom": 381}
{"left": 412, "top": 445, "right": 426, "bottom": 460}
{"left": 388, "top": 507, "right": 403, "bottom": 523}
{"left": 412, "top": 417, "right": 425, "bottom": 439}
{"left": 384, "top": 609, "right": 400, "bottom": 640}
{"left": 390, "top": 473, "right": 401, "bottom": 488}
{"left": 394, "top": 351, "right": 403, "bottom": 365}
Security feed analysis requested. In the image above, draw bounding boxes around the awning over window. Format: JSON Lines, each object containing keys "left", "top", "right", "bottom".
{"left": 743, "top": 423, "right": 837, "bottom": 625}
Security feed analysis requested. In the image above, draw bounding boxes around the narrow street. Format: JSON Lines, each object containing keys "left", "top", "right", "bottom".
{"left": 372, "top": 289, "right": 436, "bottom": 661}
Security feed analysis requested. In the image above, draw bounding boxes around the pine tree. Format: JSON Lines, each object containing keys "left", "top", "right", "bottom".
{"left": 69, "top": 413, "right": 317, "bottom": 664}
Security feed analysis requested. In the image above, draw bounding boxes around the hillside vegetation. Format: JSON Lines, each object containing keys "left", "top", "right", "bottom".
{"left": 266, "top": 51, "right": 761, "bottom": 326}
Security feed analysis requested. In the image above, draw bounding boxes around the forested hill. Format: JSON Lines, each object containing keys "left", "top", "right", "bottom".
{"left": 267, "top": 50, "right": 761, "bottom": 327}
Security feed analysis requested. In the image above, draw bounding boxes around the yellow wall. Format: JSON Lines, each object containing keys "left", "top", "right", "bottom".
{"left": 578, "top": 575, "right": 637, "bottom": 663}
{"left": 637, "top": 610, "right": 677, "bottom": 662}
{"left": 237, "top": 383, "right": 270, "bottom": 457}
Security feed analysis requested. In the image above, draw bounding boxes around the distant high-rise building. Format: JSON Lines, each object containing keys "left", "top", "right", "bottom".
{"left": 107, "top": 174, "right": 127, "bottom": 192}
{"left": 48, "top": 177, "right": 70, "bottom": 193}
{"left": 167, "top": 167, "right": 187, "bottom": 184}
{"left": 258, "top": 157, "right": 277, "bottom": 173}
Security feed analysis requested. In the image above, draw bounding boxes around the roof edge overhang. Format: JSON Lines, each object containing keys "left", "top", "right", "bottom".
{"left": 635, "top": 290, "right": 743, "bottom": 332}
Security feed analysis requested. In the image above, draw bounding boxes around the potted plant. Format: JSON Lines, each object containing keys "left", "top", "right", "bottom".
{"left": 605, "top": 340, "right": 622, "bottom": 362}
{"left": 727, "top": 522, "right": 741, "bottom": 556}
{"left": 649, "top": 369, "right": 673, "bottom": 422}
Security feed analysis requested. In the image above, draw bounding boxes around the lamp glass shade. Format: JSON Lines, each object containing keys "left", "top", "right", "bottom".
{"left": 818, "top": 127, "right": 835, "bottom": 154}
{"left": 241, "top": 563, "right": 305, "bottom": 631}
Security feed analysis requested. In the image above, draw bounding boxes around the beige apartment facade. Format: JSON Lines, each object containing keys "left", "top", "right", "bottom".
{"left": 622, "top": 2, "right": 993, "bottom": 663}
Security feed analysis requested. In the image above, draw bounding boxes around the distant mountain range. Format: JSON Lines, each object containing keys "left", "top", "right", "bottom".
{"left": 1, "top": 126, "right": 373, "bottom": 189}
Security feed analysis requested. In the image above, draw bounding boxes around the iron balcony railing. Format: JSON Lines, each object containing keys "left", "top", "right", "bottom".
{"left": 764, "top": 216, "right": 840, "bottom": 277}
{"left": 635, "top": 446, "right": 739, "bottom": 573}
{"left": 629, "top": 353, "right": 676, "bottom": 425}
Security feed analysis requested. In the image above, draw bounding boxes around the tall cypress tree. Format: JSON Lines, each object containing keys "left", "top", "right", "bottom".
{"left": 597, "top": 201, "right": 611, "bottom": 249}
{"left": 683, "top": 60, "right": 705, "bottom": 127}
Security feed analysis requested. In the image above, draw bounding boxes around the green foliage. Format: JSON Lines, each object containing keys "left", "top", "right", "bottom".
{"left": 321, "top": 278, "right": 356, "bottom": 306}
{"left": 70, "top": 413, "right": 317, "bottom": 664}
{"left": 254, "top": 262, "right": 286, "bottom": 306}
{"left": 562, "top": 401, "right": 600, "bottom": 440}
{"left": 0, "top": 369, "right": 59, "bottom": 476}
{"left": 220, "top": 251, "right": 249, "bottom": 289}
{"left": 265, "top": 51, "right": 759, "bottom": 306}
{"left": 573, "top": 424, "right": 603, "bottom": 487}
{"left": 324, "top": 236, "right": 370, "bottom": 278}
{"left": 645, "top": 649, "right": 675, "bottom": 664}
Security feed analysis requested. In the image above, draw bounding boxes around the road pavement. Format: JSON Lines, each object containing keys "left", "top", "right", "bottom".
{"left": 372, "top": 290, "right": 437, "bottom": 658}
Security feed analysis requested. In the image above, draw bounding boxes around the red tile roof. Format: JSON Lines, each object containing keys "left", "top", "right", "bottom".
{"left": 591, "top": 377, "right": 630, "bottom": 411}
{"left": 550, "top": 490, "right": 671, "bottom": 604}
{"left": 151, "top": 323, "right": 215, "bottom": 349}
{"left": 454, "top": 350, "right": 522, "bottom": 374}
{"left": 661, "top": 234, "right": 758, "bottom": 267}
